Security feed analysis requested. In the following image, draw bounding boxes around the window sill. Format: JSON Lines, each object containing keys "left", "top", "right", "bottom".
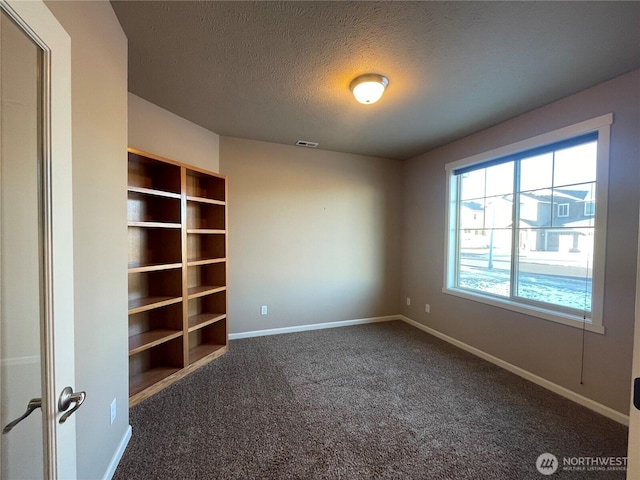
{"left": 442, "top": 287, "right": 605, "bottom": 335}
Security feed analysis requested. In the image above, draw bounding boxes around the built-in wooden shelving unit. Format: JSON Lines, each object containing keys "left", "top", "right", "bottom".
{"left": 127, "top": 148, "right": 228, "bottom": 406}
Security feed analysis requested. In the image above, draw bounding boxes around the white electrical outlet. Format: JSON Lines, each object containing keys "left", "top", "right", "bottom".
{"left": 406, "top": 297, "right": 411, "bottom": 306}
{"left": 260, "top": 305, "right": 268, "bottom": 315}
{"left": 110, "top": 398, "right": 116, "bottom": 425}
{"left": 425, "top": 304, "right": 431, "bottom": 314}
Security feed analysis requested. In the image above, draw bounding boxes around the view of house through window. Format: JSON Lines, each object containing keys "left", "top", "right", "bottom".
{"left": 454, "top": 135, "right": 597, "bottom": 316}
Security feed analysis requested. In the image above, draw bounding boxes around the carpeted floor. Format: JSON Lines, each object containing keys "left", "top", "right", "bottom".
{"left": 114, "top": 321, "right": 628, "bottom": 479}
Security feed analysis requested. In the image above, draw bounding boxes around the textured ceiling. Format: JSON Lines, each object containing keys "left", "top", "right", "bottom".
{"left": 111, "top": 1, "right": 640, "bottom": 160}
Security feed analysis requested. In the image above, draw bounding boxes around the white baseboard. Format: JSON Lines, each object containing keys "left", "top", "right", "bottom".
{"left": 102, "top": 425, "right": 132, "bottom": 480}
{"left": 399, "top": 315, "right": 629, "bottom": 426}
{"left": 228, "top": 315, "right": 399, "bottom": 340}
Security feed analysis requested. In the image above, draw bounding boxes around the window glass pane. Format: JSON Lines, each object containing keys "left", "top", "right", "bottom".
{"left": 515, "top": 227, "right": 593, "bottom": 311}
{"left": 457, "top": 228, "right": 512, "bottom": 297}
{"left": 485, "top": 162, "right": 513, "bottom": 197}
{"left": 553, "top": 142, "right": 597, "bottom": 187}
{"left": 520, "top": 153, "right": 553, "bottom": 192}
{"left": 459, "top": 169, "right": 485, "bottom": 201}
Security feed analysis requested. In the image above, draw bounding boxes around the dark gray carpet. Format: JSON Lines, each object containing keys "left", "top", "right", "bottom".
{"left": 114, "top": 321, "right": 628, "bottom": 479}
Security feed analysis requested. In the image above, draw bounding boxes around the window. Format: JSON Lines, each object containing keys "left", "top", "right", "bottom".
{"left": 557, "top": 203, "right": 569, "bottom": 217}
{"left": 444, "top": 114, "right": 612, "bottom": 333}
{"left": 584, "top": 201, "right": 595, "bottom": 217}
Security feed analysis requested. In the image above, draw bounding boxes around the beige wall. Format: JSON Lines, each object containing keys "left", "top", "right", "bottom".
{"left": 401, "top": 69, "right": 640, "bottom": 414}
{"left": 128, "top": 92, "right": 220, "bottom": 172}
{"left": 220, "top": 138, "right": 402, "bottom": 333}
{"left": 45, "top": 1, "right": 129, "bottom": 478}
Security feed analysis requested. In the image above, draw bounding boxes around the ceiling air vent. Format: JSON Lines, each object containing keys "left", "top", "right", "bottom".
{"left": 295, "top": 140, "right": 319, "bottom": 148}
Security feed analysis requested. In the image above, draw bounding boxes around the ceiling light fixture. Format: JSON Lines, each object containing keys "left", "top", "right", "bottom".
{"left": 350, "top": 74, "right": 389, "bottom": 105}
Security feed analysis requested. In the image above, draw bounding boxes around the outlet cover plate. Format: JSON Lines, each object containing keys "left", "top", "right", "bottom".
{"left": 110, "top": 398, "right": 116, "bottom": 425}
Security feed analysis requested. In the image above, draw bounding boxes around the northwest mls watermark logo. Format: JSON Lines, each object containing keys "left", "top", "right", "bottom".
{"left": 536, "top": 453, "right": 558, "bottom": 475}
{"left": 536, "top": 452, "right": 628, "bottom": 475}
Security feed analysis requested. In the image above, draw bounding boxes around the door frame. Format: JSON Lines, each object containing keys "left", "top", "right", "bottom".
{"left": 0, "top": 0, "right": 76, "bottom": 478}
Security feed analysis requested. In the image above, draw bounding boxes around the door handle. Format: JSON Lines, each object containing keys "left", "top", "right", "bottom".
{"left": 58, "top": 386, "right": 86, "bottom": 424}
{"left": 2, "top": 398, "right": 42, "bottom": 434}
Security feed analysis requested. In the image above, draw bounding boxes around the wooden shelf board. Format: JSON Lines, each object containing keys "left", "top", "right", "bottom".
{"left": 188, "top": 313, "right": 226, "bottom": 332}
{"left": 187, "top": 228, "right": 225, "bottom": 234}
{"left": 187, "top": 285, "right": 226, "bottom": 299}
{"left": 128, "top": 186, "right": 181, "bottom": 199}
{"left": 187, "top": 257, "right": 226, "bottom": 267}
{"left": 128, "top": 221, "right": 181, "bottom": 229}
{"left": 129, "top": 329, "right": 183, "bottom": 356}
{"left": 186, "top": 195, "right": 225, "bottom": 206}
{"left": 128, "top": 296, "right": 182, "bottom": 315}
{"left": 128, "top": 262, "right": 182, "bottom": 273}
{"left": 129, "top": 366, "right": 182, "bottom": 399}
{"left": 189, "top": 343, "right": 226, "bottom": 365}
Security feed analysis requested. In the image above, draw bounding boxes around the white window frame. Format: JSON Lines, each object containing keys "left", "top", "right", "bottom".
{"left": 443, "top": 114, "right": 612, "bottom": 334}
{"left": 557, "top": 203, "right": 570, "bottom": 218}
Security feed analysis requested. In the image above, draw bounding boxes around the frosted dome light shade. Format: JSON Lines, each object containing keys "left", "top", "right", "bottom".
{"left": 350, "top": 74, "right": 389, "bottom": 104}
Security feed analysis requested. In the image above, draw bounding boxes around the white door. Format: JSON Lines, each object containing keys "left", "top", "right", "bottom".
{"left": 629, "top": 221, "right": 640, "bottom": 477}
{"left": 0, "top": 1, "right": 78, "bottom": 478}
